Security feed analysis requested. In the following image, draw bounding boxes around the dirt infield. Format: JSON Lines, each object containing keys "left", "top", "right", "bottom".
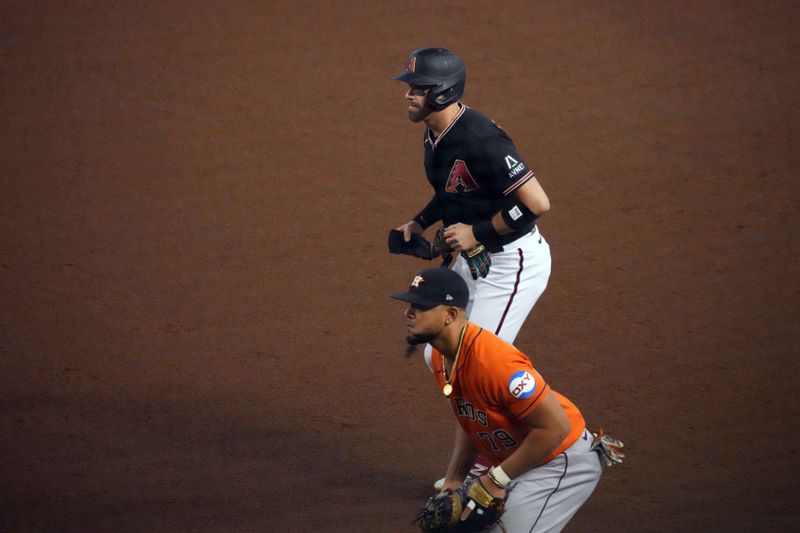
{"left": 2, "top": 1, "right": 799, "bottom": 531}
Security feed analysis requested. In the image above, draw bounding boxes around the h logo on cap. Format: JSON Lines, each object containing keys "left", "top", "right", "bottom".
{"left": 411, "top": 275, "right": 424, "bottom": 288}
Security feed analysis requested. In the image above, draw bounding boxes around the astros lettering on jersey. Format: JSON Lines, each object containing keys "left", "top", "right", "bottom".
{"left": 430, "top": 322, "right": 585, "bottom": 464}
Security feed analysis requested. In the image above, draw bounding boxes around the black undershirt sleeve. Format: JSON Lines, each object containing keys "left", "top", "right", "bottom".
{"left": 413, "top": 195, "right": 443, "bottom": 230}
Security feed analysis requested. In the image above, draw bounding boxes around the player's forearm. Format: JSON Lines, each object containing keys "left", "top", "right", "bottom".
{"left": 473, "top": 180, "right": 549, "bottom": 243}
{"left": 413, "top": 195, "right": 443, "bottom": 230}
{"left": 488, "top": 211, "right": 513, "bottom": 236}
{"left": 497, "top": 391, "right": 572, "bottom": 480}
{"left": 498, "top": 425, "right": 569, "bottom": 480}
{"left": 472, "top": 206, "right": 531, "bottom": 243}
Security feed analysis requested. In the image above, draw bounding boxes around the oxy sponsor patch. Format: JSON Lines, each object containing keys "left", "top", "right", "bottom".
{"left": 508, "top": 370, "right": 536, "bottom": 399}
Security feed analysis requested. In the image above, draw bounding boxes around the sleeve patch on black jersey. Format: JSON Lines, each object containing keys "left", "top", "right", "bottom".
{"left": 505, "top": 154, "right": 527, "bottom": 179}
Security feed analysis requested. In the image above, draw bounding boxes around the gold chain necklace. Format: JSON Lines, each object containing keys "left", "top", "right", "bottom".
{"left": 442, "top": 324, "right": 468, "bottom": 397}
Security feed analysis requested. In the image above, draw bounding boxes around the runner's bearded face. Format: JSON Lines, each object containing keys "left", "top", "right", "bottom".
{"left": 405, "top": 85, "right": 433, "bottom": 122}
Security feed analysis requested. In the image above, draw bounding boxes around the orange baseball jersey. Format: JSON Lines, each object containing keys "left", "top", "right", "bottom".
{"left": 431, "top": 323, "right": 585, "bottom": 465}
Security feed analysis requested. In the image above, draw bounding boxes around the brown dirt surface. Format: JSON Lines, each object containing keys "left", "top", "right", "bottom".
{"left": 2, "top": 1, "right": 799, "bottom": 531}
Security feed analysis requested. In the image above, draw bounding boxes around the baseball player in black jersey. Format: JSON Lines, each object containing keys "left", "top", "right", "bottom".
{"left": 391, "top": 48, "right": 554, "bottom": 491}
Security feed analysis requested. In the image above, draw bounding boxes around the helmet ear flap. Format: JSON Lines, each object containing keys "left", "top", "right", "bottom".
{"left": 427, "top": 77, "right": 466, "bottom": 111}
{"left": 432, "top": 88, "right": 453, "bottom": 106}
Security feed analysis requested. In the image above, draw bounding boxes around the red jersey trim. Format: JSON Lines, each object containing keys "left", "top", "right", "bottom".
{"left": 428, "top": 104, "right": 467, "bottom": 149}
{"left": 502, "top": 170, "right": 534, "bottom": 196}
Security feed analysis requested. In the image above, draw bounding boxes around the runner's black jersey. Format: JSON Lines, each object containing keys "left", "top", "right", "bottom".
{"left": 418, "top": 104, "right": 536, "bottom": 232}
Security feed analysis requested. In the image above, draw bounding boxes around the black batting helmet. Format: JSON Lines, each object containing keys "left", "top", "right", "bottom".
{"left": 393, "top": 48, "right": 466, "bottom": 111}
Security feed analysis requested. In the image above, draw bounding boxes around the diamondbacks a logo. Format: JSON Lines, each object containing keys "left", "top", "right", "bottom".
{"left": 445, "top": 160, "right": 480, "bottom": 193}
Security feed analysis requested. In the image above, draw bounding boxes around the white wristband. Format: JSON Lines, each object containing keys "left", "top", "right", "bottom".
{"left": 488, "top": 466, "right": 511, "bottom": 488}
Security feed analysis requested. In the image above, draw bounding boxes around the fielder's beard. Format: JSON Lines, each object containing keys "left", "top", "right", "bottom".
{"left": 404, "top": 343, "right": 419, "bottom": 358}
{"left": 404, "top": 330, "right": 436, "bottom": 358}
{"left": 406, "top": 330, "right": 437, "bottom": 346}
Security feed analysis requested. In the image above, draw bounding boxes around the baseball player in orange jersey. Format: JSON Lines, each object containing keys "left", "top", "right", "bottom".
{"left": 392, "top": 267, "right": 624, "bottom": 532}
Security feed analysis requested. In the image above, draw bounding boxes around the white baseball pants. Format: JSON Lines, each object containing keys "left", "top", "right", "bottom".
{"left": 494, "top": 428, "right": 603, "bottom": 533}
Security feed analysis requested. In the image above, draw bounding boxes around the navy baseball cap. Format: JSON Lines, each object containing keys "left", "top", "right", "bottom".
{"left": 391, "top": 267, "right": 469, "bottom": 309}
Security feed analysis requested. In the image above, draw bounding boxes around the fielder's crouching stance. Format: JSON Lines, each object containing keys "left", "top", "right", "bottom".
{"left": 391, "top": 267, "right": 624, "bottom": 533}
